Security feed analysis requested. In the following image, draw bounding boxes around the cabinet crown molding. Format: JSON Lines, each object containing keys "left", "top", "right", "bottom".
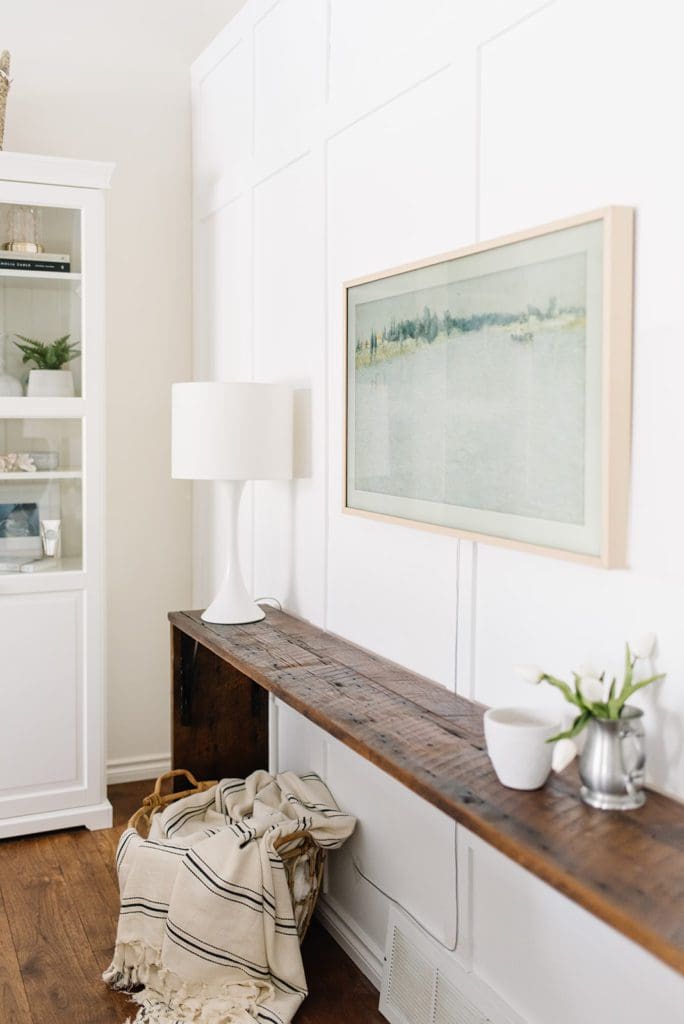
{"left": 0, "top": 150, "right": 114, "bottom": 190}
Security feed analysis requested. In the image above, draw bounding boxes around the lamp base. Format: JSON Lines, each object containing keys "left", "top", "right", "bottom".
{"left": 201, "top": 479, "right": 266, "bottom": 626}
{"left": 201, "top": 599, "right": 265, "bottom": 625}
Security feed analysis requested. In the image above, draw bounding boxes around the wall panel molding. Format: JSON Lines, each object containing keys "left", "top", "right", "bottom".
{"left": 192, "top": 0, "right": 684, "bottom": 1016}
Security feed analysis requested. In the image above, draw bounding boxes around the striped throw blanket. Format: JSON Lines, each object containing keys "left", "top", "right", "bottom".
{"left": 104, "top": 770, "right": 356, "bottom": 1023}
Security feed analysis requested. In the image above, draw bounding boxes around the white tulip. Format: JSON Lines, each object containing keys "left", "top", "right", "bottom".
{"left": 552, "top": 738, "right": 578, "bottom": 772}
{"left": 631, "top": 632, "right": 656, "bottom": 660}
{"left": 513, "top": 664, "right": 544, "bottom": 685}
{"left": 579, "top": 674, "right": 604, "bottom": 703}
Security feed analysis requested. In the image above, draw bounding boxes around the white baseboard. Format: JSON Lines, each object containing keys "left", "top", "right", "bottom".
{"left": 0, "top": 800, "right": 113, "bottom": 840}
{"left": 316, "top": 893, "right": 384, "bottom": 992}
{"left": 107, "top": 754, "right": 171, "bottom": 785}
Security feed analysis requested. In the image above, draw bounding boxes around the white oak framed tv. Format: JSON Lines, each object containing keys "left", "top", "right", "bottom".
{"left": 344, "top": 207, "right": 634, "bottom": 568}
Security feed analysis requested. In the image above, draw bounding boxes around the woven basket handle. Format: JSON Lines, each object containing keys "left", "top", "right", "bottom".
{"left": 272, "top": 829, "right": 314, "bottom": 853}
{"left": 128, "top": 769, "right": 217, "bottom": 835}
{"left": 151, "top": 768, "right": 202, "bottom": 796}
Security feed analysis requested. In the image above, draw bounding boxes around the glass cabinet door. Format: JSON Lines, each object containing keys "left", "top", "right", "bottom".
{"left": 0, "top": 198, "right": 87, "bottom": 578}
{"left": 0, "top": 418, "right": 82, "bottom": 572}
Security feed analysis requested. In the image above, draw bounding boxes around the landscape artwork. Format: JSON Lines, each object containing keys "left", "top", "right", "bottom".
{"left": 345, "top": 213, "right": 632, "bottom": 562}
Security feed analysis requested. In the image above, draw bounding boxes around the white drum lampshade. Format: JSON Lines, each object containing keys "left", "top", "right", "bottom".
{"left": 172, "top": 381, "right": 293, "bottom": 481}
{"left": 172, "top": 381, "right": 293, "bottom": 624}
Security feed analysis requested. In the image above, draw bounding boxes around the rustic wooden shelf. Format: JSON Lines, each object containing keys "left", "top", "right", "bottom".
{"left": 169, "top": 607, "right": 684, "bottom": 976}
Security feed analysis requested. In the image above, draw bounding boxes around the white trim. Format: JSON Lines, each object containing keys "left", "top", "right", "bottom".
{"left": 316, "top": 893, "right": 383, "bottom": 991}
{"left": 268, "top": 694, "right": 279, "bottom": 773}
{"left": 106, "top": 754, "right": 171, "bottom": 785}
{"left": 0, "top": 800, "right": 112, "bottom": 840}
{"left": 0, "top": 151, "right": 114, "bottom": 189}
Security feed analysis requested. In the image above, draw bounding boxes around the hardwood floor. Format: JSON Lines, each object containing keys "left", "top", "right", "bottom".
{"left": 0, "top": 781, "right": 385, "bottom": 1023}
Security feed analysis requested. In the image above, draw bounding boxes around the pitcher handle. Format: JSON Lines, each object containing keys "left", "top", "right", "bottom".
{"left": 618, "top": 723, "right": 645, "bottom": 798}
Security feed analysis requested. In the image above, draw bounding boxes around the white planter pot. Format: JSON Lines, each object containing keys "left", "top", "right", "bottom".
{"left": 27, "top": 369, "right": 75, "bottom": 397}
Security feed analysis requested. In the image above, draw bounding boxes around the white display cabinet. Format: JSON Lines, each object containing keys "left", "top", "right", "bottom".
{"left": 0, "top": 153, "right": 113, "bottom": 838}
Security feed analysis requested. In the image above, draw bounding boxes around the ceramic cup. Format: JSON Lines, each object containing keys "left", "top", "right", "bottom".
{"left": 484, "top": 707, "right": 561, "bottom": 790}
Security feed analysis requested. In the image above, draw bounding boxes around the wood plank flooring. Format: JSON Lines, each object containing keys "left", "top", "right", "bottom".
{"left": 0, "top": 781, "right": 385, "bottom": 1023}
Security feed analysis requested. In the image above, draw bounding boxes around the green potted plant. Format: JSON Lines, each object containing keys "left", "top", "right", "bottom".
{"left": 14, "top": 333, "right": 81, "bottom": 397}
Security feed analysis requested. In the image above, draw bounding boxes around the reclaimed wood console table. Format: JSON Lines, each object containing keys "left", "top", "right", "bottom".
{"left": 169, "top": 608, "right": 684, "bottom": 975}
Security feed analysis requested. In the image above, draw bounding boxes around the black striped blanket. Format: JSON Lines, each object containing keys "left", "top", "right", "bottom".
{"left": 103, "top": 770, "right": 356, "bottom": 1023}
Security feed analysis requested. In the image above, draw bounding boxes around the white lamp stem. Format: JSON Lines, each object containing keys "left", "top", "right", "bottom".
{"left": 201, "top": 479, "right": 265, "bottom": 625}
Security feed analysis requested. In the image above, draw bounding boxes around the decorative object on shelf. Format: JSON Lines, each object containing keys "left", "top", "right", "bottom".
{"left": 30, "top": 450, "right": 59, "bottom": 471}
{"left": 0, "top": 501, "right": 38, "bottom": 542}
{"left": 483, "top": 707, "right": 561, "bottom": 790}
{"left": 14, "top": 333, "right": 80, "bottom": 397}
{"left": 26, "top": 370, "right": 75, "bottom": 397}
{"left": 345, "top": 207, "right": 634, "bottom": 567}
{"left": 579, "top": 707, "right": 647, "bottom": 811}
{"left": 3, "top": 205, "right": 43, "bottom": 253}
{"left": 514, "top": 633, "right": 665, "bottom": 809}
{"left": 0, "top": 452, "right": 36, "bottom": 473}
{"left": 0, "top": 333, "right": 22, "bottom": 396}
{"left": 0, "top": 554, "right": 38, "bottom": 572}
{"left": 18, "top": 556, "right": 60, "bottom": 573}
{"left": 40, "top": 518, "right": 61, "bottom": 558}
{"left": 172, "top": 380, "right": 293, "bottom": 624}
{"left": 0, "top": 250, "right": 70, "bottom": 272}
{"left": 0, "top": 479, "right": 59, "bottom": 557}
{"left": 0, "top": 51, "right": 9, "bottom": 151}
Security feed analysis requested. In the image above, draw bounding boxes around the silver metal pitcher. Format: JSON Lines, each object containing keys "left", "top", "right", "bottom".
{"left": 579, "top": 706, "right": 646, "bottom": 810}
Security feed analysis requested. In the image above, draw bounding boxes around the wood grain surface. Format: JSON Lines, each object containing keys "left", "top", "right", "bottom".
{"left": 172, "top": 625, "right": 269, "bottom": 788}
{"left": 170, "top": 607, "right": 684, "bottom": 976}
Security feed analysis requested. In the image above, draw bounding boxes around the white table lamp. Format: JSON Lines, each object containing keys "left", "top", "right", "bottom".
{"left": 172, "top": 381, "right": 293, "bottom": 624}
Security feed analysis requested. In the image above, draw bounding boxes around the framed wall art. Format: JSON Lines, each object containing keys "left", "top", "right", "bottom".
{"left": 344, "top": 208, "right": 634, "bottom": 566}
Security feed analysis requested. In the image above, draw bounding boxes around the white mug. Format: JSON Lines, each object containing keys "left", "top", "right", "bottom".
{"left": 484, "top": 707, "right": 561, "bottom": 790}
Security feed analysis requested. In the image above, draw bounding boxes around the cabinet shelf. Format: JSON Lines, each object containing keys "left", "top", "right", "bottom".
{"left": 0, "top": 469, "right": 81, "bottom": 481}
{"left": 0, "top": 557, "right": 85, "bottom": 594}
{"left": 0, "top": 269, "right": 81, "bottom": 283}
{"left": 0, "top": 397, "right": 85, "bottom": 418}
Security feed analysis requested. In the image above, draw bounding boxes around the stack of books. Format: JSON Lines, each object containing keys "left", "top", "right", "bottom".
{"left": 0, "top": 250, "right": 71, "bottom": 273}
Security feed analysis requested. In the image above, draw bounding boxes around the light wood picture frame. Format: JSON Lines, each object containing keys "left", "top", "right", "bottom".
{"left": 344, "top": 207, "right": 634, "bottom": 567}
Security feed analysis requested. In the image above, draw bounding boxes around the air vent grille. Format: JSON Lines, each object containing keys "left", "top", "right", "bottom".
{"left": 380, "top": 908, "right": 524, "bottom": 1024}
{"left": 434, "top": 970, "right": 487, "bottom": 1024}
{"left": 386, "top": 926, "right": 434, "bottom": 1024}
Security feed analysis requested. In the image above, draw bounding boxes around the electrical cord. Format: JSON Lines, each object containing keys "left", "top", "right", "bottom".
{"left": 349, "top": 841, "right": 459, "bottom": 953}
{"left": 255, "top": 597, "right": 283, "bottom": 610}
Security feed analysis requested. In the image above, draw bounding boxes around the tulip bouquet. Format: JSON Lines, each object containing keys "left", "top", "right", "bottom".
{"left": 514, "top": 633, "right": 665, "bottom": 772}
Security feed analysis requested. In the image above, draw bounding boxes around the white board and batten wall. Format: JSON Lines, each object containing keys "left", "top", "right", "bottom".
{"left": 192, "top": 2, "right": 684, "bottom": 1020}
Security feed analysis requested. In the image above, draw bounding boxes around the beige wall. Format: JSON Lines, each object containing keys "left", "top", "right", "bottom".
{"left": 2, "top": 0, "right": 245, "bottom": 774}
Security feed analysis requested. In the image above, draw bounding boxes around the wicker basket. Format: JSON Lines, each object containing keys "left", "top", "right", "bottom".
{"left": 128, "top": 769, "right": 325, "bottom": 942}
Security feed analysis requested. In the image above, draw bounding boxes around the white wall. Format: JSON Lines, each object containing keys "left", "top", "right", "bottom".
{"left": 2, "top": 0, "right": 245, "bottom": 780}
{"left": 193, "top": 1, "right": 684, "bottom": 1020}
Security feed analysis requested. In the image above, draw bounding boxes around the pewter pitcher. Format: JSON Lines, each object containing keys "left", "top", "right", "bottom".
{"left": 579, "top": 705, "right": 646, "bottom": 810}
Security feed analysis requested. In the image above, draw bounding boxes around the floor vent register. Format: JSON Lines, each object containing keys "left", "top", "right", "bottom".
{"left": 380, "top": 907, "right": 525, "bottom": 1024}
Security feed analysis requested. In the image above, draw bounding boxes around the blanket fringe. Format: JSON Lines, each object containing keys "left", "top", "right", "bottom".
{"left": 104, "top": 941, "right": 272, "bottom": 1023}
